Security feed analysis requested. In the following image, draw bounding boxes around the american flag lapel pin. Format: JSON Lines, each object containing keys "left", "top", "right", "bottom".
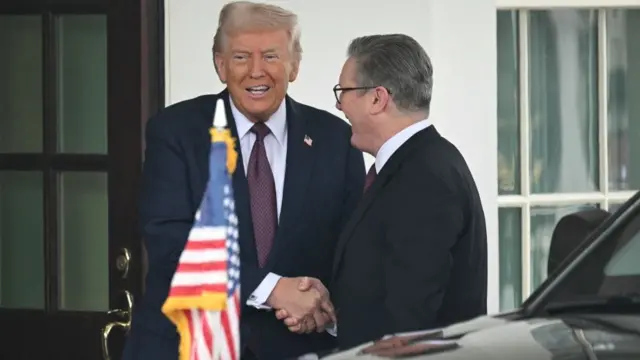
{"left": 304, "top": 134, "right": 313, "bottom": 147}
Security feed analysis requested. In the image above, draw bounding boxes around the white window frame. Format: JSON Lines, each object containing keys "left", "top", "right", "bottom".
{"left": 497, "top": 0, "right": 640, "bottom": 9}
{"left": 496, "top": 4, "right": 638, "bottom": 301}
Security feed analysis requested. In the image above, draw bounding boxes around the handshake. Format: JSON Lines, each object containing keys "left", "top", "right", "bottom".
{"left": 266, "top": 276, "right": 336, "bottom": 334}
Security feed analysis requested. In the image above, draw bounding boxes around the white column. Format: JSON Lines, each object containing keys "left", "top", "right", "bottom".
{"left": 164, "top": 0, "right": 500, "bottom": 313}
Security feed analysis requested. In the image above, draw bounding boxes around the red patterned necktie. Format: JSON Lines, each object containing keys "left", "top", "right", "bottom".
{"left": 247, "top": 122, "right": 277, "bottom": 267}
{"left": 363, "top": 164, "right": 377, "bottom": 193}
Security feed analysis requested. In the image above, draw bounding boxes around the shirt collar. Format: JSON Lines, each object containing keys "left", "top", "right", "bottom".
{"left": 229, "top": 95, "right": 287, "bottom": 146}
{"left": 375, "top": 119, "right": 431, "bottom": 173}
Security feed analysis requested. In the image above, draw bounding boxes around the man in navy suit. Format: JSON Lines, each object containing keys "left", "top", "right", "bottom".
{"left": 121, "top": 2, "right": 364, "bottom": 360}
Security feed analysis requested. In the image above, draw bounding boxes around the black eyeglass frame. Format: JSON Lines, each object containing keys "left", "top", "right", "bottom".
{"left": 333, "top": 84, "right": 392, "bottom": 104}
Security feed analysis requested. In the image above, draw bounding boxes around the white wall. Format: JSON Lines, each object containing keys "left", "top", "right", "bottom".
{"left": 164, "top": 0, "right": 499, "bottom": 313}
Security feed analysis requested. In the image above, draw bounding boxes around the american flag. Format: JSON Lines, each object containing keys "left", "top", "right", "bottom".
{"left": 162, "top": 99, "right": 240, "bottom": 360}
{"left": 303, "top": 134, "right": 313, "bottom": 147}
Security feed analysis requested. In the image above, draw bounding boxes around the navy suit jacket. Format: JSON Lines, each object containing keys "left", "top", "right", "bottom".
{"left": 123, "top": 90, "right": 365, "bottom": 360}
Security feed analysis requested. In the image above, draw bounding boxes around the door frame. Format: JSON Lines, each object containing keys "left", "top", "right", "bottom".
{"left": 0, "top": 0, "right": 163, "bottom": 358}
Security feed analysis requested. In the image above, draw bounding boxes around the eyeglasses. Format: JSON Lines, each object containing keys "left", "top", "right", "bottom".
{"left": 333, "top": 84, "right": 391, "bottom": 105}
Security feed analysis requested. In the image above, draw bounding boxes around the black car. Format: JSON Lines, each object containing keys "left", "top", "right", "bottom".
{"left": 316, "top": 192, "right": 640, "bottom": 360}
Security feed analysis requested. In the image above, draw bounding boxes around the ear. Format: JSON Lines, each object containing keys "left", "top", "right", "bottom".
{"left": 370, "top": 87, "right": 390, "bottom": 114}
{"left": 214, "top": 53, "right": 227, "bottom": 83}
{"left": 288, "top": 59, "right": 300, "bottom": 82}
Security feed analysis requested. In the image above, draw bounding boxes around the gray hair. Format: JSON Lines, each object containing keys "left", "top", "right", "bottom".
{"left": 212, "top": 1, "right": 302, "bottom": 66}
{"left": 347, "top": 34, "right": 433, "bottom": 115}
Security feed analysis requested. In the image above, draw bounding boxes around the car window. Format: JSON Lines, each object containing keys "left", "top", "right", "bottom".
{"left": 604, "top": 231, "right": 640, "bottom": 276}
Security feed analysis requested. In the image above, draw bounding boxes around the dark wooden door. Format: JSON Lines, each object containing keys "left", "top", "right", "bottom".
{"left": 0, "top": 0, "right": 163, "bottom": 359}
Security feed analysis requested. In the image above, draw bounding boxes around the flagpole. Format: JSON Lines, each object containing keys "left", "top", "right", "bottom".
{"left": 163, "top": 97, "right": 240, "bottom": 360}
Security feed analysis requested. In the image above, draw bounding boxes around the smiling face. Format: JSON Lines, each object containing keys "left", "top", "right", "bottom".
{"left": 215, "top": 29, "right": 299, "bottom": 122}
{"left": 336, "top": 57, "right": 377, "bottom": 152}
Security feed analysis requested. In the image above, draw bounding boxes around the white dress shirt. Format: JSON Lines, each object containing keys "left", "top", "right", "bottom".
{"left": 230, "top": 97, "right": 289, "bottom": 310}
{"left": 373, "top": 119, "right": 431, "bottom": 174}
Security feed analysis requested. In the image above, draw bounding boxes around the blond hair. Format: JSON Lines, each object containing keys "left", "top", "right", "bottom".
{"left": 212, "top": 1, "right": 302, "bottom": 65}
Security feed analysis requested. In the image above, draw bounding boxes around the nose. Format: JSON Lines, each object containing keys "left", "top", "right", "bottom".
{"left": 250, "top": 58, "right": 265, "bottom": 79}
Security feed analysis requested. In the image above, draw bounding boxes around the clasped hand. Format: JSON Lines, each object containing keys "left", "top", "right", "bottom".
{"left": 267, "top": 277, "right": 336, "bottom": 334}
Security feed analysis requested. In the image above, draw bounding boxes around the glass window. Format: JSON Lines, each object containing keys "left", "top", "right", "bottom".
{"left": 528, "top": 9, "right": 599, "bottom": 194}
{"left": 58, "top": 171, "right": 109, "bottom": 311}
{"left": 496, "top": 8, "right": 639, "bottom": 306}
{"left": 499, "top": 208, "right": 522, "bottom": 311}
{"left": 604, "top": 231, "right": 640, "bottom": 276}
{"left": 607, "top": 9, "right": 640, "bottom": 191}
{"left": 530, "top": 204, "right": 598, "bottom": 289}
{"left": 497, "top": 10, "right": 520, "bottom": 195}
{"left": 56, "top": 15, "right": 108, "bottom": 154}
{"left": 0, "top": 15, "right": 43, "bottom": 153}
{"left": 0, "top": 171, "right": 45, "bottom": 309}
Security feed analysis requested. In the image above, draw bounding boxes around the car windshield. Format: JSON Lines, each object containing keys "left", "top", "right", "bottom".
{"left": 529, "top": 193, "right": 640, "bottom": 312}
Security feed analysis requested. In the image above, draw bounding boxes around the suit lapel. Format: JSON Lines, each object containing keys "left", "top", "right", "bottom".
{"left": 265, "top": 97, "right": 317, "bottom": 269}
{"left": 331, "top": 126, "right": 436, "bottom": 279}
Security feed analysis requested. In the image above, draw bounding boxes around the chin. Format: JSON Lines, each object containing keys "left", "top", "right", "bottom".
{"left": 245, "top": 101, "right": 274, "bottom": 113}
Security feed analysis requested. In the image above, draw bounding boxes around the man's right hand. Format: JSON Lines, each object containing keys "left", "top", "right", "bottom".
{"left": 267, "top": 276, "right": 335, "bottom": 332}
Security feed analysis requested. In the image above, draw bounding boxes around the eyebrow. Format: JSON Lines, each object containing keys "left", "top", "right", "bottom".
{"left": 231, "top": 47, "right": 281, "bottom": 54}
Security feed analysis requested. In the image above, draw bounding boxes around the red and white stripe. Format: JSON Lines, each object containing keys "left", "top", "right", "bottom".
{"left": 185, "top": 292, "right": 241, "bottom": 360}
{"left": 169, "top": 226, "right": 241, "bottom": 360}
{"left": 170, "top": 227, "right": 228, "bottom": 296}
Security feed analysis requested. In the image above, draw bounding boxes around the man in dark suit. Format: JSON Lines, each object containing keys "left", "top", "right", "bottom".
{"left": 278, "top": 33, "right": 488, "bottom": 350}
{"left": 121, "top": 2, "right": 364, "bottom": 360}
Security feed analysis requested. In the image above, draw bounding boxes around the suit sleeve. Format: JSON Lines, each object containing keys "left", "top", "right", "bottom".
{"left": 382, "top": 169, "right": 463, "bottom": 333}
{"left": 138, "top": 116, "right": 194, "bottom": 299}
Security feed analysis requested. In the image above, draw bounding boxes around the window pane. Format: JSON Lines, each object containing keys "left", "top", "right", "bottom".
{"left": 499, "top": 207, "right": 522, "bottom": 311}
{"left": 530, "top": 204, "right": 598, "bottom": 290}
{"left": 56, "top": 15, "right": 107, "bottom": 154}
{"left": 0, "top": 171, "right": 44, "bottom": 309}
{"left": 607, "top": 9, "right": 640, "bottom": 191}
{"left": 608, "top": 201, "right": 626, "bottom": 214}
{"left": 0, "top": 16, "right": 43, "bottom": 153}
{"left": 58, "top": 172, "right": 108, "bottom": 311}
{"left": 604, "top": 231, "right": 640, "bottom": 276}
{"left": 529, "top": 10, "right": 599, "bottom": 194}
{"left": 497, "top": 11, "right": 521, "bottom": 195}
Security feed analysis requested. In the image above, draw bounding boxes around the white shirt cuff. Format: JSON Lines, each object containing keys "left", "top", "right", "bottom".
{"left": 246, "top": 272, "right": 281, "bottom": 309}
{"left": 326, "top": 323, "right": 337, "bottom": 337}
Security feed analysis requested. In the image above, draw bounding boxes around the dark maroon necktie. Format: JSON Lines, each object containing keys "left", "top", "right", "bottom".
{"left": 363, "top": 164, "right": 377, "bottom": 193}
{"left": 246, "top": 122, "right": 277, "bottom": 267}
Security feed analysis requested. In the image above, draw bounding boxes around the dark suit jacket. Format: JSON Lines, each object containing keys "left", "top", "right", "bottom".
{"left": 330, "top": 125, "right": 488, "bottom": 349}
{"left": 123, "top": 90, "right": 365, "bottom": 360}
